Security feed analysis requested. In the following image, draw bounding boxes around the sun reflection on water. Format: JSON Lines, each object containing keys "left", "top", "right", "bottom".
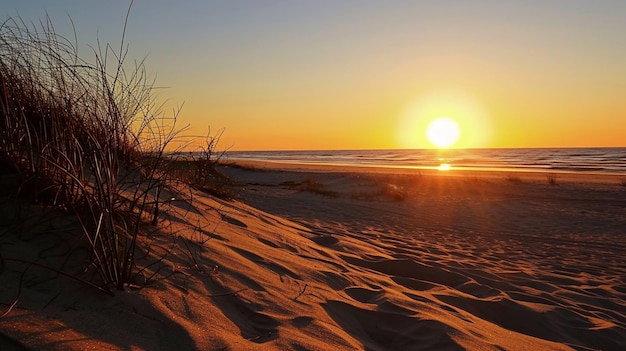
{"left": 438, "top": 163, "right": 451, "bottom": 171}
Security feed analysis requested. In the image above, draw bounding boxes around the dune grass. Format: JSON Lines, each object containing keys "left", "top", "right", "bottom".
{"left": 546, "top": 173, "right": 558, "bottom": 185}
{"left": 298, "top": 178, "right": 339, "bottom": 197}
{"left": 0, "top": 13, "right": 221, "bottom": 293}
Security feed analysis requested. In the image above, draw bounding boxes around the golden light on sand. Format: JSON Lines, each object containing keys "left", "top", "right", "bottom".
{"left": 396, "top": 90, "right": 491, "bottom": 149}
{"left": 426, "top": 117, "right": 460, "bottom": 148}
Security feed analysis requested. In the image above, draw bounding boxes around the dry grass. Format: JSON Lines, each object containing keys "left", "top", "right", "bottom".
{"left": 298, "top": 178, "right": 339, "bottom": 197}
{"left": 0, "top": 11, "right": 224, "bottom": 293}
{"left": 225, "top": 162, "right": 262, "bottom": 173}
{"left": 547, "top": 173, "right": 558, "bottom": 185}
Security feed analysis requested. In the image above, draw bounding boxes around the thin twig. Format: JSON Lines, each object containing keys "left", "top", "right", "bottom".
{"left": 294, "top": 283, "right": 308, "bottom": 300}
{"left": 178, "top": 235, "right": 203, "bottom": 272}
{"left": 0, "top": 262, "right": 31, "bottom": 318}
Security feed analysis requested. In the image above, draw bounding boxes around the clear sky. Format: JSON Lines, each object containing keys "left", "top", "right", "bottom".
{"left": 5, "top": 1, "right": 626, "bottom": 150}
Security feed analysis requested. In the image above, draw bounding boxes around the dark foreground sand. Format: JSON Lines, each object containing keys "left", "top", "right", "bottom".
{"left": 1, "top": 162, "right": 625, "bottom": 350}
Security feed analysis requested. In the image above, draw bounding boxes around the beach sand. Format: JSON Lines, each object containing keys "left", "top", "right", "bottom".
{"left": 1, "top": 162, "right": 625, "bottom": 350}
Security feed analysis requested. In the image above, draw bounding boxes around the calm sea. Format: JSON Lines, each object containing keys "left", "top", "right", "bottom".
{"left": 223, "top": 148, "right": 626, "bottom": 175}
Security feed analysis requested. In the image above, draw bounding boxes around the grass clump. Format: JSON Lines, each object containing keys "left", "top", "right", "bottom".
{"left": 173, "top": 129, "right": 235, "bottom": 199}
{"left": 546, "top": 173, "right": 558, "bottom": 185}
{"left": 298, "top": 178, "right": 338, "bottom": 197}
{"left": 0, "top": 13, "right": 217, "bottom": 292}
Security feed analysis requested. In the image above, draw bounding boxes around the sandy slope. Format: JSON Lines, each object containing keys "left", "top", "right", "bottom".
{"left": 1, "top": 164, "right": 626, "bottom": 350}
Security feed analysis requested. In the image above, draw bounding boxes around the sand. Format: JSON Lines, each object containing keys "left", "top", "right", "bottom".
{"left": 1, "top": 162, "right": 625, "bottom": 350}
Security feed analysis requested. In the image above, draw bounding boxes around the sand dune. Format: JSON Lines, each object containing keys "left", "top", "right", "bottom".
{"left": 1, "top": 164, "right": 625, "bottom": 350}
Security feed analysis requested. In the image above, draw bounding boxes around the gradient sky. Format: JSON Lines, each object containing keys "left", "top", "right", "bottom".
{"left": 5, "top": 1, "right": 626, "bottom": 150}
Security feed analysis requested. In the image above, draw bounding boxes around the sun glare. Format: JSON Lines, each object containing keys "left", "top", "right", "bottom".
{"left": 396, "top": 90, "right": 491, "bottom": 149}
{"left": 426, "top": 117, "right": 460, "bottom": 148}
{"left": 438, "top": 163, "right": 451, "bottom": 171}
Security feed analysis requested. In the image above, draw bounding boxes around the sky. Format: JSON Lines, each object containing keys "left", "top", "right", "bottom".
{"left": 4, "top": 1, "right": 626, "bottom": 150}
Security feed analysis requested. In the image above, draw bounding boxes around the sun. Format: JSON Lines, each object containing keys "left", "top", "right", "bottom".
{"left": 396, "top": 90, "right": 492, "bottom": 149}
{"left": 426, "top": 117, "right": 460, "bottom": 148}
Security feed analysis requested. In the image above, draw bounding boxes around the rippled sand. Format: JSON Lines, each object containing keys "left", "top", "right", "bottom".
{"left": 1, "top": 163, "right": 625, "bottom": 350}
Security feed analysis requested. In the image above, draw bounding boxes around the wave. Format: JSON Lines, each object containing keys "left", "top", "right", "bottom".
{"left": 223, "top": 147, "right": 626, "bottom": 175}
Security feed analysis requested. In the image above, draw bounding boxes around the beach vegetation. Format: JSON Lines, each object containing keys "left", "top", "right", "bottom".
{"left": 298, "top": 178, "right": 339, "bottom": 197}
{"left": 226, "top": 162, "right": 261, "bottom": 172}
{"left": 0, "top": 13, "right": 225, "bottom": 293}
{"left": 547, "top": 173, "right": 558, "bottom": 185}
{"left": 285, "top": 176, "right": 340, "bottom": 197}
{"left": 168, "top": 129, "right": 234, "bottom": 199}
{"left": 377, "top": 183, "right": 408, "bottom": 201}
{"left": 349, "top": 175, "right": 410, "bottom": 201}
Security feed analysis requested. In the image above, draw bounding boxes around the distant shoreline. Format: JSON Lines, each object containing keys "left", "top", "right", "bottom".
{"left": 223, "top": 159, "right": 626, "bottom": 186}
{"left": 218, "top": 147, "right": 626, "bottom": 178}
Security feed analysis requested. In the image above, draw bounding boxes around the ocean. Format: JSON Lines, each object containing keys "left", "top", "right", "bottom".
{"left": 223, "top": 148, "right": 626, "bottom": 175}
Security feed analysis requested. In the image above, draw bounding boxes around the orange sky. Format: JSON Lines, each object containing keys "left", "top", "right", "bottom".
{"left": 10, "top": 1, "right": 626, "bottom": 150}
